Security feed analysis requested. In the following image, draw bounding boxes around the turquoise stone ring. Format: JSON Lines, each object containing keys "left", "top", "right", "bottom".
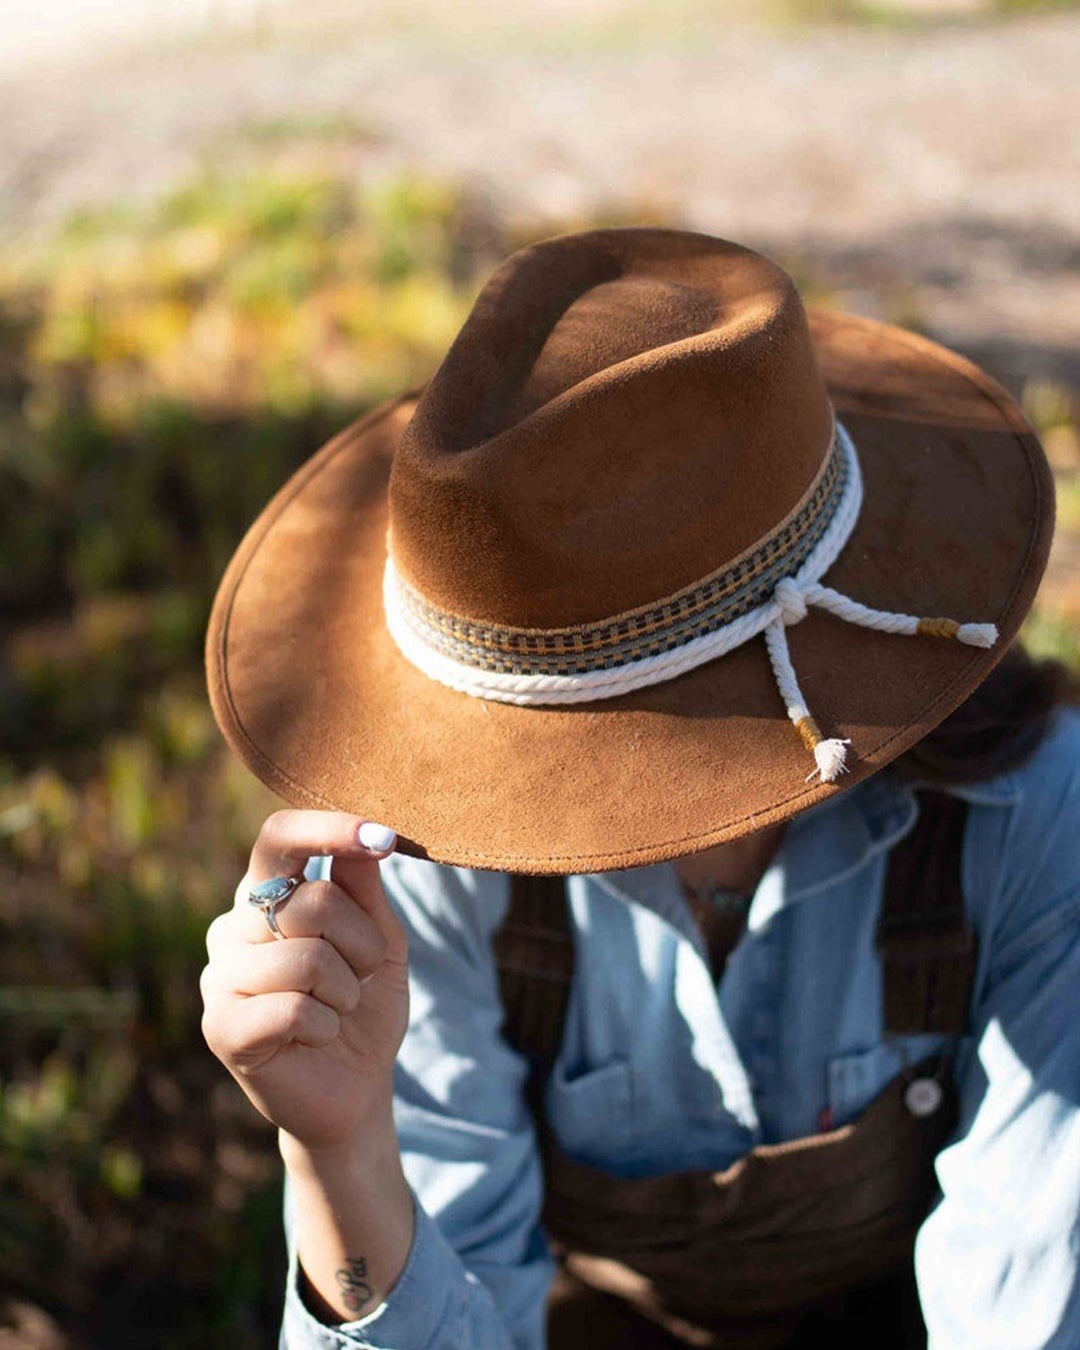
{"left": 247, "top": 873, "right": 305, "bottom": 937}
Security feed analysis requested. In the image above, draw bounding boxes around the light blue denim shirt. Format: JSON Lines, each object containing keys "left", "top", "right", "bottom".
{"left": 282, "top": 707, "right": 1080, "bottom": 1350}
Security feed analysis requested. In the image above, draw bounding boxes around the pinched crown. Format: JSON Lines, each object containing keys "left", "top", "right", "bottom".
{"left": 387, "top": 228, "right": 836, "bottom": 628}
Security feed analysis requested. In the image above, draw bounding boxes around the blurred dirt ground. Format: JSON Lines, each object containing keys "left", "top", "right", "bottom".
{"left": 4, "top": 1, "right": 1079, "bottom": 549}
{"left": 4, "top": 3, "right": 1079, "bottom": 338}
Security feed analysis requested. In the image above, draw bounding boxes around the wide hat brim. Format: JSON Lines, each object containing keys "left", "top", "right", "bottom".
{"left": 206, "top": 308, "right": 1054, "bottom": 874}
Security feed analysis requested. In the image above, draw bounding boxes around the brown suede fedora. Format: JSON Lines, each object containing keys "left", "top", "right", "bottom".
{"left": 206, "top": 228, "right": 1054, "bottom": 874}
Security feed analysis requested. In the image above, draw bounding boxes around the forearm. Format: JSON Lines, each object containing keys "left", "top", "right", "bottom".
{"left": 276, "top": 856, "right": 555, "bottom": 1348}
{"left": 280, "top": 1093, "right": 414, "bottom": 1326}
{"left": 278, "top": 1078, "right": 552, "bottom": 1350}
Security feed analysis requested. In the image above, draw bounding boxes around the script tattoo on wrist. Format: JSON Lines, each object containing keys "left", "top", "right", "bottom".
{"left": 335, "top": 1256, "right": 374, "bottom": 1314}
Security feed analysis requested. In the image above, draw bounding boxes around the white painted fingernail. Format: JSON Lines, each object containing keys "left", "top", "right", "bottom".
{"left": 358, "top": 822, "right": 397, "bottom": 854}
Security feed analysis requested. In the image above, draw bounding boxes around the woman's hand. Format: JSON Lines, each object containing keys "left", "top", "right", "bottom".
{"left": 200, "top": 810, "right": 409, "bottom": 1155}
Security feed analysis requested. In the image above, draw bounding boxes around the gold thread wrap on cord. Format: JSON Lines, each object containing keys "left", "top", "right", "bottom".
{"left": 917, "top": 617, "right": 961, "bottom": 639}
{"left": 794, "top": 715, "right": 823, "bottom": 752}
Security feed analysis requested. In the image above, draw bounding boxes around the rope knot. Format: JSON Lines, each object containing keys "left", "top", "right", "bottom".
{"left": 774, "top": 578, "right": 808, "bottom": 627}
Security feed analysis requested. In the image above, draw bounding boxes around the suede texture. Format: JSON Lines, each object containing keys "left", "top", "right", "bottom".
{"left": 389, "top": 230, "right": 834, "bottom": 626}
{"left": 205, "top": 230, "right": 1054, "bottom": 874}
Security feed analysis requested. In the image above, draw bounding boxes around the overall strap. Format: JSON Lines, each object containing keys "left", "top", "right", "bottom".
{"left": 875, "top": 788, "right": 975, "bottom": 1036}
{"left": 493, "top": 874, "right": 575, "bottom": 1080}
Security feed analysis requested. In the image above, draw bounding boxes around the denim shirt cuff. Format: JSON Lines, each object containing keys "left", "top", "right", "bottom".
{"left": 281, "top": 1191, "right": 463, "bottom": 1349}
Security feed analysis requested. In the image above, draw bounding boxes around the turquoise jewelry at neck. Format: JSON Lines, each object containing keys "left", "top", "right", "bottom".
{"left": 681, "top": 880, "right": 753, "bottom": 914}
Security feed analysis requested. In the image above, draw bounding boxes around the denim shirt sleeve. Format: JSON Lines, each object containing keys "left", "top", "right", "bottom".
{"left": 916, "top": 710, "right": 1080, "bottom": 1349}
{"left": 280, "top": 855, "right": 552, "bottom": 1350}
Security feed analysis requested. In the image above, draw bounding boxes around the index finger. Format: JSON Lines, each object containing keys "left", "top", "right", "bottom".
{"left": 248, "top": 809, "right": 397, "bottom": 885}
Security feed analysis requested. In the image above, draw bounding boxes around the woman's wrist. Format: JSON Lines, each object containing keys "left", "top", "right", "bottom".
{"left": 278, "top": 1087, "right": 397, "bottom": 1180}
{"left": 279, "top": 1096, "right": 415, "bottom": 1326}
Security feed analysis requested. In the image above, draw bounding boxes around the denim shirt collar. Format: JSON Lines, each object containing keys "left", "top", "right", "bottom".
{"left": 592, "top": 767, "right": 1018, "bottom": 952}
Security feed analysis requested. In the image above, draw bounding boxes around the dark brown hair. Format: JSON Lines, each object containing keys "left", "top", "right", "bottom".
{"left": 892, "top": 643, "right": 1080, "bottom": 786}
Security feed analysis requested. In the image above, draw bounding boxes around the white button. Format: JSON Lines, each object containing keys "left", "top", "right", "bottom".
{"left": 905, "top": 1077, "right": 944, "bottom": 1118}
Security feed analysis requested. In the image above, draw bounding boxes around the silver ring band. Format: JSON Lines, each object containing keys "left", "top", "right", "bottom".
{"left": 247, "top": 872, "right": 306, "bottom": 939}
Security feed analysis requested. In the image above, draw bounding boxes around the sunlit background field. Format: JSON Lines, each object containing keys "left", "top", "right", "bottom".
{"left": 2, "top": 2, "right": 1079, "bottom": 1346}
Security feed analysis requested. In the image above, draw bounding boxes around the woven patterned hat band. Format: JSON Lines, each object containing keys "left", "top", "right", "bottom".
{"left": 384, "top": 423, "right": 999, "bottom": 782}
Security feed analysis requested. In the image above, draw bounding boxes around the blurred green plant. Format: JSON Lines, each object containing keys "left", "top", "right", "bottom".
{"left": 226, "top": 112, "right": 386, "bottom": 150}
{"left": 778, "top": 0, "right": 1080, "bottom": 22}
{"left": 1022, "top": 607, "right": 1080, "bottom": 667}
{"left": 14, "top": 169, "right": 476, "bottom": 415}
{"left": 0, "top": 169, "right": 497, "bottom": 731}
{"left": 989, "top": 0, "right": 1080, "bottom": 12}
{"left": 0, "top": 165, "right": 507, "bottom": 1347}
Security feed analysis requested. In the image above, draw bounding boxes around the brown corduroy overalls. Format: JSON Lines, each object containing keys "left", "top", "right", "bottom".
{"left": 493, "top": 791, "right": 975, "bottom": 1349}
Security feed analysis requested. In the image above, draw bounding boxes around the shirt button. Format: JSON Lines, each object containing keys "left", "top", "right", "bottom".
{"left": 904, "top": 1078, "right": 944, "bottom": 1118}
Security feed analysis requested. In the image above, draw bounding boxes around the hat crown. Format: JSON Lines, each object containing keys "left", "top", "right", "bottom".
{"left": 388, "top": 228, "right": 835, "bottom": 628}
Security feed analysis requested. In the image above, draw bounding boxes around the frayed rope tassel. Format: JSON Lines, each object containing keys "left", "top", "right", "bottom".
{"left": 766, "top": 578, "right": 999, "bottom": 783}
{"left": 764, "top": 618, "right": 852, "bottom": 782}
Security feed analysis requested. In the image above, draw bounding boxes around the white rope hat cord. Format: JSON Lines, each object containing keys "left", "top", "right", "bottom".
{"left": 383, "top": 423, "right": 998, "bottom": 782}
